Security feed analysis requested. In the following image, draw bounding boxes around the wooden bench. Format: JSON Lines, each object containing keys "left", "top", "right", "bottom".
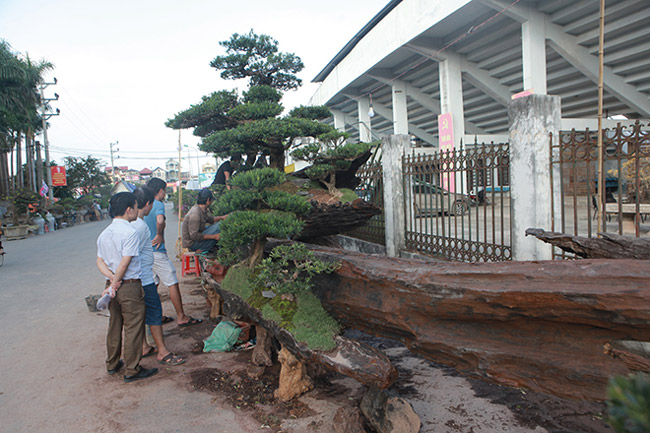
{"left": 605, "top": 203, "right": 650, "bottom": 234}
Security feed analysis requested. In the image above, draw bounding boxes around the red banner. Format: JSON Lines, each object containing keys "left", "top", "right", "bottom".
{"left": 51, "top": 166, "right": 67, "bottom": 186}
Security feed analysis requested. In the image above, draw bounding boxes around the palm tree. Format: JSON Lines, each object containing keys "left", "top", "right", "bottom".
{"left": 0, "top": 40, "right": 53, "bottom": 195}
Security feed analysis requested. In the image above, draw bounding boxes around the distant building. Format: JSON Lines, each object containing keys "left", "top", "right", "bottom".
{"left": 105, "top": 165, "right": 129, "bottom": 181}
{"left": 152, "top": 167, "right": 166, "bottom": 179}
{"left": 165, "top": 158, "right": 178, "bottom": 172}
{"left": 124, "top": 169, "right": 140, "bottom": 182}
{"left": 202, "top": 162, "right": 216, "bottom": 174}
{"left": 139, "top": 167, "right": 153, "bottom": 181}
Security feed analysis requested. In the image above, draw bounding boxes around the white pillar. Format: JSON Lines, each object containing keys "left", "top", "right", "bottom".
{"left": 522, "top": 14, "right": 547, "bottom": 94}
{"left": 438, "top": 54, "right": 466, "bottom": 151}
{"left": 332, "top": 109, "right": 346, "bottom": 132}
{"left": 357, "top": 97, "right": 372, "bottom": 142}
{"left": 382, "top": 134, "right": 409, "bottom": 257}
{"left": 509, "top": 94, "right": 561, "bottom": 260}
{"left": 392, "top": 81, "right": 409, "bottom": 135}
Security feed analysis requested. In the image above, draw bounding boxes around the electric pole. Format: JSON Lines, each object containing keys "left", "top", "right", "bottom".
{"left": 110, "top": 141, "right": 119, "bottom": 182}
{"left": 39, "top": 79, "right": 59, "bottom": 201}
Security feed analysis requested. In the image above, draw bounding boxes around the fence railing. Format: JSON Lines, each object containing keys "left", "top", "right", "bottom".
{"left": 346, "top": 159, "right": 385, "bottom": 245}
{"left": 551, "top": 122, "right": 650, "bottom": 258}
{"left": 403, "top": 143, "right": 511, "bottom": 262}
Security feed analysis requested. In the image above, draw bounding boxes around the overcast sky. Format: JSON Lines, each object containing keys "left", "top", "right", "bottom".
{"left": 0, "top": 0, "right": 385, "bottom": 172}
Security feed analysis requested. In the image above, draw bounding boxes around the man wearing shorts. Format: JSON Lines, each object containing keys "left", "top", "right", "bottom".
{"left": 96, "top": 192, "right": 158, "bottom": 382}
{"left": 144, "top": 177, "right": 202, "bottom": 327}
{"left": 132, "top": 187, "right": 185, "bottom": 366}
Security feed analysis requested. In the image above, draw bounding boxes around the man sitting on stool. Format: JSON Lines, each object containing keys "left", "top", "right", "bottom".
{"left": 182, "top": 188, "right": 227, "bottom": 253}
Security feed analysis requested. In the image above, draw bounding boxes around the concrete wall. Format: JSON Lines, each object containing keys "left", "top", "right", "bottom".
{"left": 509, "top": 94, "right": 562, "bottom": 260}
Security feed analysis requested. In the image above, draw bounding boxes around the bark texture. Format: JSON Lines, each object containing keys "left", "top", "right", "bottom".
{"left": 303, "top": 243, "right": 650, "bottom": 401}
{"left": 274, "top": 347, "right": 314, "bottom": 401}
{"left": 298, "top": 199, "right": 380, "bottom": 240}
{"left": 526, "top": 228, "right": 650, "bottom": 259}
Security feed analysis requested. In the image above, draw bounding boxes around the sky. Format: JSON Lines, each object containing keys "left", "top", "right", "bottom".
{"left": 0, "top": 0, "right": 386, "bottom": 173}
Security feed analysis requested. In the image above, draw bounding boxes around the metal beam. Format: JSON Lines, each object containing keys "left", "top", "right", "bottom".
{"left": 343, "top": 93, "right": 437, "bottom": 146}
{"left": 480, "top": 0, "right": 650, "bottom": 117}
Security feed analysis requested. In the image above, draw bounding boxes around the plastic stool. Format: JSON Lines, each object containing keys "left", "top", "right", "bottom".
{"left": 181, "top": 252, "right": 201, "bottom": 277}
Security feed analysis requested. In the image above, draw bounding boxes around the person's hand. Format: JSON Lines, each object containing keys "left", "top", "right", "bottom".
{"left": 152, "top": 234, "right": 163, "bottom": 248}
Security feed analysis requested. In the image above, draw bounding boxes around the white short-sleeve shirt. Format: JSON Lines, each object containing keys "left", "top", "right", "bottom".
{"left": 131, "top": 217, "right": 155, "bottom": 286}
{"left": 97, "top": 218, "right": 142, "bottom": 281}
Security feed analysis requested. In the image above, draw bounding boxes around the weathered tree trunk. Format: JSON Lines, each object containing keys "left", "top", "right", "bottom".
{"left": 15, "top": 132, "right": 23, "bottom": 189}
{"left": 25, "top": 132, "right": 33, "bottom": 192}
{"left": 0, "top": 151, "right": 9, "bottom": 196}
{"left": 299, "top": 243, "right": 650, "bottom": 401}
{"left": 201, "top": 271, "right": 398, "bottom": 389}
{"left": 274, "top": 347, "right": 314, "bottom": 401}
{"left": 526, "top": 227, "right": 650, "bottom": 259}
{"left": 297, "top": 199, "right": 381, "bottom": 240}
{"left": 269, "top": 148, "right": 284, "bottom": 170}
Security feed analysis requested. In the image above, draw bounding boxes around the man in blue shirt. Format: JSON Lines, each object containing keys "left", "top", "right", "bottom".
{"left": 144, "top": 178, "right": 201, "bottom": 327}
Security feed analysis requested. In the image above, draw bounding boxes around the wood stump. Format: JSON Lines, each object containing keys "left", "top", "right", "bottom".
{"left": 251, "top": 325, "right": 273, "bottom": 367}
{"left": 205, "top": 290, "right": 222, "bottom": 319}
{"left": 274, "top": 347, "right": 313, "bottom": 401}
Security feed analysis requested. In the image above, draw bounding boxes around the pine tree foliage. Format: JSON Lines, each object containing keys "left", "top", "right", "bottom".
{"left": 166, "top": 31, "right": 346, "bottom": 169}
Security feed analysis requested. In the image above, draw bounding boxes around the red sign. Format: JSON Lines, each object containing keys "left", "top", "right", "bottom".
{"left": 51, "top": 166, "right": 67, "bottom": 186}
{"left": 438, "top": 112, "right": 455, "bottom": 192}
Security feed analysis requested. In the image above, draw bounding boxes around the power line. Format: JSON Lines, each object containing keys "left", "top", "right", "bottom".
{"left": 57, "top": 83, "right": 113, "bottom": 142}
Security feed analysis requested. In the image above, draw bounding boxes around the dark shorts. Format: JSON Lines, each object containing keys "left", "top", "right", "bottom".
{"left": 142, "top": 282, "right": 163, "bottom": 326}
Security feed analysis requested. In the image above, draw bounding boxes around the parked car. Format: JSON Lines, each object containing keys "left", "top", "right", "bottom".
{"left": 411, "top": 179, "right": 473, "bottom": 217}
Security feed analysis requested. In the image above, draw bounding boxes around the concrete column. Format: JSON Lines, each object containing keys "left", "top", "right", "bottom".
{"left": 522, "top": 15, "right": 547, "bottom": 94}
{"left": 332, "top": 109, "right": 346, "bottom": 132}
{"left": 391, "top": 81, "right": 409, "bottom": 135}
{"left": 382, "top": 134, "right": 409, "bottom": 257}
{"left": 509, "top": 94, "right": 561, "bottom": 260}
{"left": 438, "top": 54, "right": 466, "bottom": 151}
{"left": 357, "top": 97, "right": 372, "bottom": 142}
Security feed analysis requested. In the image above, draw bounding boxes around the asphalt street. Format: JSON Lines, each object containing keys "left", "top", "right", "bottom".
{"left": 0, "top": 204, "right": 260, "bottom": 433}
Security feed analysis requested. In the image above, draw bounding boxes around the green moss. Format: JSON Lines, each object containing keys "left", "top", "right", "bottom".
{"left": 339, "top": 188, "right": 359, "bottom": 203}
{"left": 261, "top": 303, "right": 284, "bottom": 325}
{"left": 246, "top": 287, "right": 268, "bottom": 309}
{"left": 291, "top": 292, "right": 340, "bottom": 351}
{"left": 221, "top": 265, "right": 253, "bottom": 300}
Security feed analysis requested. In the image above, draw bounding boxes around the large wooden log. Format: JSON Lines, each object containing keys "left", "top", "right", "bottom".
{"left": 298, "top": 199, "right": 380, "bottom": 240}
{"left": 201, "top": 272, "right": 398, "bottom": 389}
{"left": 301, "top": 243, "right": 650, "bottom": 401}
{"left": 526, "top": 227, "right": 650, "bottom": 259}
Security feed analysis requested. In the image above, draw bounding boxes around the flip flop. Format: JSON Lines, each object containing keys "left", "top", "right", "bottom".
{"left": 142, "top": 346, "right": 157, "bottom": 358}
{"left": 159, "top": 353, "right": 185, "bottom": 366}
{"left": 178, "top": 317, "right": 202, "bottom": 327}
{"left": 161, "top": 315, "right": 174, "bottom": 324}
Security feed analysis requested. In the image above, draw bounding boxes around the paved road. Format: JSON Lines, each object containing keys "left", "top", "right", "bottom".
{"left": 0, "top": 204, "right": 259, "bottom": 433}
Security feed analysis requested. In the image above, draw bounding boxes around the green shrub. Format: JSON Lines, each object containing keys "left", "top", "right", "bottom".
{"left": 607, "top": 373, "right": 650, "bottom": 433}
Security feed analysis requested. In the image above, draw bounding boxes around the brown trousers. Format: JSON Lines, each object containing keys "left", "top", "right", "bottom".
{"left": 106, "top": 281, "right": 145, "bottom": 376}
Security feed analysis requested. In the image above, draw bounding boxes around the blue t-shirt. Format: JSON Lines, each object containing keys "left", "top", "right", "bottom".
{"left": 144, "top": 199, "right": 166, "bottom": 253}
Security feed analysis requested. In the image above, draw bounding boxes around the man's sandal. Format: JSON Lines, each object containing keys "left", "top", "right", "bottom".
{"left": 178, "top": 317, "right": 202, "bottom": 327}
{"left": 159, "top": 353, "right": 185, "bottom": 366}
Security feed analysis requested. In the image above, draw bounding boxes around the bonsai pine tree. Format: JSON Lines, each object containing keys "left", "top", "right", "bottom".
{"left": 214, "top": 167, "right": 310, "bottom": 267}
{"left": 166, "top": 30, "right": 346, "bottom": 170}
{"left": 291, "top": 138, "right": 376, "bottom": 198}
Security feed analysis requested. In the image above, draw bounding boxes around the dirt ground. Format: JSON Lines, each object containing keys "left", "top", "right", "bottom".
{"left": 162, "top": 277, "right": 615, "bottom": 433}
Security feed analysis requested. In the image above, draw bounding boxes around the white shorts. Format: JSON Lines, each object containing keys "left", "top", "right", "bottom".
{"left": 152, "top": 252, "right": 178, "bottom": 287}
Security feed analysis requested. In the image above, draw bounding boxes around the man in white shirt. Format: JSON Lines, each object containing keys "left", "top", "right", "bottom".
{"left": 96, "top": 192, "right": 158, "bottom": 382}
{"left": 132, "top": 187, "right": 184, "bottom": 366}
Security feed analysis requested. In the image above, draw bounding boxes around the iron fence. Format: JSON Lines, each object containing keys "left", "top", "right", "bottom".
{"left": 403, "top": 142, "right": 511, "bottom": 262}
{"left": 551, "top": 122, "right": 650, "bottom": 259}
{"left": 346, "top": 160, "right": 385, "bottom": 245}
